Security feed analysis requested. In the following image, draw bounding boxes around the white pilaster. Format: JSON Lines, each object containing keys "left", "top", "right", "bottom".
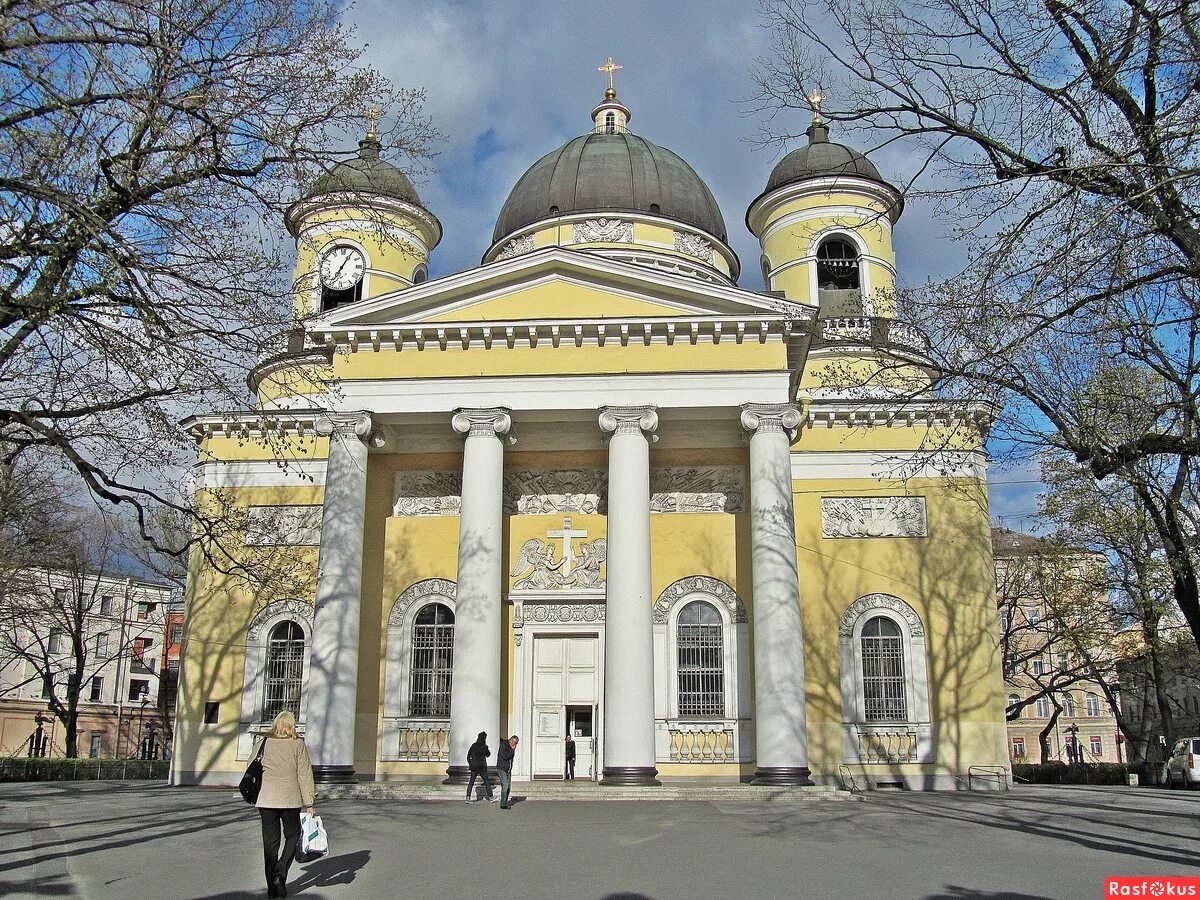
{"left": 740, "top": 402, "right": 813, "bottom": 785}
{"left": 598, "top": 404, "right": 660, "bottom": 785}
{"left": 306, "top": 411, "right": 372, "bottom": 783}
{"left": 445, "top": 407, "right": 512, "bottom": 780}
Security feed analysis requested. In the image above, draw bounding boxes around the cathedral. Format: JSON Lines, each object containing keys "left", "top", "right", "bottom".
{"left": 172, "top": 68, "right": 1009, "bottom": 791}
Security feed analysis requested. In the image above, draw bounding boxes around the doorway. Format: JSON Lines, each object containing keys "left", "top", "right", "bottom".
{"left": 530, "top": 634, "right": 598, "bottom": 779}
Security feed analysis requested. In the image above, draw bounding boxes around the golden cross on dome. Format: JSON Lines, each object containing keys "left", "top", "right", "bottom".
{"left": 807, "top": 89, "right": 826, "bottom": 113}
{"left": 365, "top": 105, "right": 382, "bottom": 137}
{"left": 598, "top": 57, "right": 623, "bottom": 93}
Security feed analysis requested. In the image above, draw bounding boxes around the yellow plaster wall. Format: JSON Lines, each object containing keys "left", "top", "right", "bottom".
{"left": 517, "top": 221, "right": 734, "bottom": 277}
{"left": 799, "top": 352, "right": 935, "bottom": 396}
{"left": 425, "top": 282, "right": 693, "bottom": 322}
{"left": 198, "top": 434, "right": 329, "bottom": 464}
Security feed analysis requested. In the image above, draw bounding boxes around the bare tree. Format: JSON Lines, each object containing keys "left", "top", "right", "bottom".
{"left": 0, "top": 507, "right": 168, "bottom": 757}
{"left": 756, "top": 0, "right": 1200, "bottom": 649}
{"left": 0, "top": 0, "right": 435, "bottom": 560}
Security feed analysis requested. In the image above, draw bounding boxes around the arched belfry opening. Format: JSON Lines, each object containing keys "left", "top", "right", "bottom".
{"left": 816, "top": 236, "right": 862, "bottom": 314}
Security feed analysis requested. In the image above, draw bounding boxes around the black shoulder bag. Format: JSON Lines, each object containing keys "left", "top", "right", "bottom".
{"left": 238, "top": 739, "right": 266, "bottom": 805}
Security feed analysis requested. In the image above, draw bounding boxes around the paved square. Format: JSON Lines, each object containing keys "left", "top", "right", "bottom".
{"left": 1, "top": 783, "right": 1197, "bottom": 899}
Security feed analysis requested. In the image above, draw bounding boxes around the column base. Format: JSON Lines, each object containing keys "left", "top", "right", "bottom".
{"left": 602, "top": 766, "right": 660, "bottom": 786}
{"left": 751, "top": 766, "right": 814, "bottom": 786}
{"left": 443, "top": 765, "right": 500, "bottom": 785}
{"left": 312, "top": 765, "right": 357, "bottom": 785}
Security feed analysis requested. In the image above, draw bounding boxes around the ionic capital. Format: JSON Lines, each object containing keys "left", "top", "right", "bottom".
{"left": 599, "top": 405, "right": 659, "bottom": 438}
{"left": 451, "top": 407, "right": 513, "bottom": 440}
{"left": 740, "top": 402, "right": 802, "bottom": 439}
{"left": 315, "top": 410, "right": 373, "bottom": 442}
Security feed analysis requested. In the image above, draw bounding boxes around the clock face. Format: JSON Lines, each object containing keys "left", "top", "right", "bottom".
{"left": 319, "top": 246, "right": 366, "bottom": 290}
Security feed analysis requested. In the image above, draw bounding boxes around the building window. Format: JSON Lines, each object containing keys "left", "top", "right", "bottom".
{"left": 41, "top": 675, "right": 52, "bottom": 699}
{"left": 128, "top": 679, "right": 149, "bottom": 702}
{"left": 89, "top": 734, "right": 102, "bottom": 757}
{"left": 89, "top": 676, "right": 103, "bottom": 702}
{"left": 1031, "top": 658, "right": 1045, "bottom": 676}
{"left": 1007, "top": 693, "right": 1021, "bottom": 718}
{"left": 136, "top": 602, "right": 156, "bottom": 621}
{"left": 999, "top": 609, "right": 1011, "bottom": 633}
{"left": 861, "top": 616, "right": 907, "bottom": 722}
{"left": 1086, "top": 692, "right": 1101, "bottom": 716}
{"left": 1035, "top": 696, "right": 1050, "bottom": 718}
{"left": 171, "top": 624, "right": 183, "bottom": 646}
{"left": 1012, "top": 736, "right": 1025, "bottom": 759}
{"left": 1064, "top": 693, "right": 1077, "bottom": 718}
{"left": 263, "top": 621, "right": 305, "bottom": 720}
{"left": 133, "top": 637, "right": 153, "bottom": 661}
{"left": 676, "top": 600, "right": 724, "bottom": 717}
{"left": 99, "top": 595, "right": 113, "bottom": 616}
{"left": 48, "top": 629, "right": 64, "bottom": 654}
{"left": 816, "top": 237, "right": 860, "bottom": 290}
{"left": 203, "top": 701, "right": 220, "bottom": 724}
{"left": 1090, "top": 735, "right": 1103, "bottom": 757}
{"left": 604, "top": 111, "right": 616, "bottom": 134}
{"left": 409, "top": 604, "right": 454, "bottom": 718}
{"left": 95, "top": 632, "right": 109, "bottom": 657}
{"left": 1027, "top": 606, "right": 1041, "bottom": 626}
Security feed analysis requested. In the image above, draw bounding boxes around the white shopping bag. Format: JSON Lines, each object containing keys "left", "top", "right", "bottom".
{"left": 299, "top": 812, "right": 328, "bottom": 858}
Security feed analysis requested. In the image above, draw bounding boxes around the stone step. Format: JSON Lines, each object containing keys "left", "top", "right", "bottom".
{"left": 318, "top": 781, "right": 858, "bottom": 802}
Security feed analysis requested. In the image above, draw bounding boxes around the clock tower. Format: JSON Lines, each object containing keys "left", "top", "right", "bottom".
{"left": 285, "top": 117, "right": 442, "bottom": 317}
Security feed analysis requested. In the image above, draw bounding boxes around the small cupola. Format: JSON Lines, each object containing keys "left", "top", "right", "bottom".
{"left": 591, "top": 57, "right": 631, "bottom": 134}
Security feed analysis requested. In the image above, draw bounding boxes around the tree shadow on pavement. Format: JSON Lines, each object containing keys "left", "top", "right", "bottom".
{"left": 925, "top": 888, "right": 1053, "bottom": 900}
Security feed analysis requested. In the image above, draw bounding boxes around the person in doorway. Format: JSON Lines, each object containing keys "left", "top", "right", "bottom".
{"left": 255, "top": 710, "right": 315, "bottom": 898}
{"left": 465, "top": 731, "right": 495, "bottom": 803}
{"left": 564, "top": 733, "right": 576, "bottom": 780}
{"left": 497, "top": 735, "right": 518, "bottom": 809}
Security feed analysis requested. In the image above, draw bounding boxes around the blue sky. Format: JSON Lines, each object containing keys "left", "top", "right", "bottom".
{"left": 343, "top": 0, "right": 1044, "bottom": 529}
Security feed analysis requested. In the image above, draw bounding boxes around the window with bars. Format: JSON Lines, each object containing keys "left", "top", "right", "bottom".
{"left": 409, "top": 604, "right": 454, "bottom": 718}
{"left": 263, "top": 621, "right": 305, "bottom": 721}
{"left": 816, "top": 237, "right": 860, "bottom": 290}
{"left": 676, "top": 600, "right": 724, "bottom": 717}
{"left": 861, "top": 616, "right": 907, "bottom": 722}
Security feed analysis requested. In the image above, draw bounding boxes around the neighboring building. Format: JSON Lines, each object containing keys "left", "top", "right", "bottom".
{"left": 993, "top": 527, "right": 1124, "bottom": 764}
{"left": 0, "top": 570, "right": 174, "bottom": 759}
{"left": 1117, "top": 631, "right": 1200, "bottom": 766}
{"left": 174, "top": 74, "right": 1009, "bottom": 791}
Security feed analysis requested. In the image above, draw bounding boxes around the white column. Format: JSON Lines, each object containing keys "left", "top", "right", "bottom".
{"left": 598, "top": 405, "right": 659, "bottom": 785}
{"left": 445, "top": 407, "right": 511, "bottom": 781}
{"left": 740, "top": 402, "right": 813, "bottom": 785}
{"left": 306, "top": 411, "right": 372, "bottom": 783}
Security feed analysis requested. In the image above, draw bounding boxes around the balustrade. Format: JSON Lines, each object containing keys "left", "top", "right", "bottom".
{"left": 667, "top": 721, "right": 737, "bottom": 763}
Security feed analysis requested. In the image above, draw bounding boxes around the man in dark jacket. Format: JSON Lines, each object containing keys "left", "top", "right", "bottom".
{"left": 564, "top": 734, "right": 576, "bottom": 780}
{"left": 497, "top": 735, "right": 518, "bottom": 809}
{"left": 465, "top": 731, "right": 495, "bottom": 803}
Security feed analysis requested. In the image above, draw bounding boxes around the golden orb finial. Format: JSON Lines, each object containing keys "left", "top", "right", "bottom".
{"left": 365, "top": 105, "right": 382, "bottom": 139}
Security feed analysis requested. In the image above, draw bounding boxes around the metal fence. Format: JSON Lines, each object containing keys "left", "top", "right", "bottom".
{"left": 0, "top": 758, "right": 170, "bottom": 782}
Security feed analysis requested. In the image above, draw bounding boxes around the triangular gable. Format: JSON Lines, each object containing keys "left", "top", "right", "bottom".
{"left": 314, "top": 246, "right": 814, "bottom": 329}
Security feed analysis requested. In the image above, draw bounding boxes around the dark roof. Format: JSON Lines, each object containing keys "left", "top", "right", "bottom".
{"left": 991, "top": 527, "right": 1056, "bottom": 557}
{"left": 303, "top": 138, "right": 425, "bottom": 208}
{"left": 766, "top": 140, "right": 886, "bottom": 193}
{"left": 493, "top": 132, "right": 727, "bottom": 244}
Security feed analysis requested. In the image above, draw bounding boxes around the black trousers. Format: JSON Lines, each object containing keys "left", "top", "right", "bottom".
{"left": 259, "top": 807, "right": 301, "bottom": 888}
{"left": 565, "top": 756, "right": 575, "bottom": 779}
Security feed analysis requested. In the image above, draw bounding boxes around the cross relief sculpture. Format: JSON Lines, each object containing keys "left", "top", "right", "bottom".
{"left": 510, "top": 516, "right": 607, "bottom": 590}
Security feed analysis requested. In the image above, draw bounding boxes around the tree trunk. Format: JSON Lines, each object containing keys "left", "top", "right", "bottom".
{"left": 1039, "top": 707, "right": 1063, "bottom": 763}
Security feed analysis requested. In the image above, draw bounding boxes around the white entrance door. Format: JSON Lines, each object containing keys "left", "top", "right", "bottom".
{"left": 531, "top": 634, "right": 598, "bottom": 778}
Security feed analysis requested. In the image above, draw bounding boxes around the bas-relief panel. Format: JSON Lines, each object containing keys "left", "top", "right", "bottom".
{"left": 392, "top": 467, "right": 745, "bottom": 517}
{"left": 245, "top": 505, "right": 323, "bottom": 546}
{"left": 821, "top": 496, "right": 928, "bottom": 539}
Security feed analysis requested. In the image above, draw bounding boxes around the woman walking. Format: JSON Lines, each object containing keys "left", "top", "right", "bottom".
{"left": 256, "top": 710, "right": 315, "bottom": 898}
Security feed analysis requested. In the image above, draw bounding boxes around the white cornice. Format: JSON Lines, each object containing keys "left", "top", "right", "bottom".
{"left": 790, "top": 449, "right": 988, "bottom": 482}
{"left": 802, "top": 399, "right": 999, "bottom": 432}
{"left": 182, "top": 409, "right": 328, "bottom": 442}
{"left": 310, "top": 315, "right": 801, "bottom": 352}
{"left": 285, "top": 192, "right": 442, "bottom": 249}
{"left": 747, "top": 175, "right": 904, "bottom": 236}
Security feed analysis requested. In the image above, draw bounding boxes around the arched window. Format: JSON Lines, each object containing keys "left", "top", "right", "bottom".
{"left": 1063, "top": 692, "right": 1077, "bottom": 718}
{"left": 676, "top": 600, "right": 724, "bottom": 717}
{"left": 409, "top": 603, "right": 454, "bottom": 717}
{"left": 263, "top": 621, "right": 305, "bottom": 720}
{"left": 605, "top": 111, "right": 617, "bottom": 134}
{"left": 1035, "top": 696, "right": 1051, "bottom": 718}
{"left": 1086, "top": 692, "right": 1101, "bottom": 716}
{"left": 816, "top": 237, "right": 860, "bottom": 290}
{"left": 1007, "top": 693, "right": 1022, "bottom": 719}
{"left": 411, "top": 264, "right": 428, "bottom": 285}
{"left": 860, "top": 616, "right": 906, "bottom": 722}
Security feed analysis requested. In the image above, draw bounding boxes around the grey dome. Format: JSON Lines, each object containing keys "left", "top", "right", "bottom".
{"left": 493, "top": 133, "right": 727, "bottom": 244}
{"left": 305, "top": 138, "right": 425, "bottom": 208}
{"left": 764, "top": 124, "right": 890, "bottom": 194}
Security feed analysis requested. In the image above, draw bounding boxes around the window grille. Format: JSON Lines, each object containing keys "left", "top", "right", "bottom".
{"left": 410, "top": 604, "right": 454, "bottom": 718}
{"left": 676, "top": 600, "right": 724, "bottom": 717}
{"left": 816, "top": 238, "right": 860, "bottom": 290}
{"left": 861, "top": 616, "right": 907, "bottom": 722}
{"left": 263, "top": 621, "right": 305, "bottom": 720}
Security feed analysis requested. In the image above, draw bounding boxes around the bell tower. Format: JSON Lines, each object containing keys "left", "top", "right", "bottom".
{"left": 285, "top": 111, "right": 442, "bottom": 318}
{"left": 746, "top": 95, "right": 902, "bottom": 319}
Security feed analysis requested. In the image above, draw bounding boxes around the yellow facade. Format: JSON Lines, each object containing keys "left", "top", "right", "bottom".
{"left": 174, "top": 102, "right": 1007, "bottom": 793}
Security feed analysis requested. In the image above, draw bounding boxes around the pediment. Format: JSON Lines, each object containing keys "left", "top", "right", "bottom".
{"left": 312, "top": 247, "right": 814, "bottom": 330}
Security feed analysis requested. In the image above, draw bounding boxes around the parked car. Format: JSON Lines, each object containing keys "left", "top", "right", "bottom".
{"left": 1166, "top": 737, "right": 1200, "bottom": 788}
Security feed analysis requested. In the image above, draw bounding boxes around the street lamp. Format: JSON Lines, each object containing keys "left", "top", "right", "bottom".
{"left": 146, "top": 720, "right": 158, "bottom": 760}
{"left": 30, "top": 712, "right": 48, "bottom": 758}
{"left": 135, "top": 694, "right": 149, "bottom": 760}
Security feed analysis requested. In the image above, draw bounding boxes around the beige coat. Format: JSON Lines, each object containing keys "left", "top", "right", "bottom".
{"left": 255, "top": 737, "right": 315, "bottom": 810}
